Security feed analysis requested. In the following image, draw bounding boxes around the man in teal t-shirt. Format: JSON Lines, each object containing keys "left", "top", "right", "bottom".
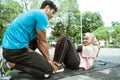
{"left": 2, "top": 9, "right": 48, "bottom": 49}
{"left": 1, "top": 0, "right": 57, "bottom": 79}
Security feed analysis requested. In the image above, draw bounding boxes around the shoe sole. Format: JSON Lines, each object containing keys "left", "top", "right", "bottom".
{"left": 56, "top": 68, "right": 64, "bottom": 73}
{"left": 0, "top": 75, "right": 12, "bottom": 80}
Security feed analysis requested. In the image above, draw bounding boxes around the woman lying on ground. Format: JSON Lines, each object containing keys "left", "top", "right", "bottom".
{"left": 53, "top": 32, "right": 100, "bottom": 72}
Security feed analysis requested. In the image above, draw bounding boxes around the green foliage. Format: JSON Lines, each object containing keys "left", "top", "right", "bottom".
{"left": 20, "top": 0, "right": 43, "bottom": 11}
{"left": 93, "top": 26, "right": 109, "bottom": 40}
{"left": 112, "top": 25, "right": 120, "bottom": 42}
{"left": 82, "top": 11, "right": 104, "bottom": 33}
{"left": 50, "top": 0, "right": 104, "bottom": 44}
{"left": 0, "top": 24, "right": 6, "bottom": 44}
{"left": 111, "top": 21, "right": 120, "bottom": 26}
{"left": 6, "top": 0, "right": 23, "bottom": 20}
{"left": 50, "top": 0, "right": 81, "bottom": 42}
{"left": 51, "top": 22, "right": 65, "bottom": 38}
{"left": 116, "top": 34, "right": 120, "bottom": 42}
{"left": 93, "top": 25, "right": 120, "bottom": 47}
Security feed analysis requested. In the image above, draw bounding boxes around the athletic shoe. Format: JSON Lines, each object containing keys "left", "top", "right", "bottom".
{"left": 0, "top": 75, "right": 12, "bottom": 80}
{"left": 56, "top": 65, "right": 64, "bottom": 73}
{"left": 0, "top": 59, "right": 10, "bottom": 74}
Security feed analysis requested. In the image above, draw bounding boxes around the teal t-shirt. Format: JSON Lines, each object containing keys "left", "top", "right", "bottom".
{"left": 2, "top": 10, "right": 48, "bottom": 49}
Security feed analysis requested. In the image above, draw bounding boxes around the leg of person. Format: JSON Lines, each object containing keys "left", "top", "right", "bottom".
{"left": 63, "top": 38, "right": 80, "bottom": 70}
{"left": 53, "top": 36, "right": 80, "bottom": 70}
{"left": 2, "top": 49, "right": 53, "bottom": 79}
{"left": 14, "top": 51, "right": 53, "bottom": 79}
{"left": 14, "top": 63, "right": 51, "bottom": 79}
{"left": 0, "top": 58, "right": 11, "bottom": 80}
{"left": 53, "top": 36, "right": 69, "bottom": 64}
{"left": 53, "top": 37, "right": 69, "bottom": 72}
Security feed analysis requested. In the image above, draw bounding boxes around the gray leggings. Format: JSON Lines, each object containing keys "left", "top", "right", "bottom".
{"left": 53, "top": 36, "right": 80, "bottom": 70}
{"left": 2, "top": 38, "right": 53, "bottom": 79}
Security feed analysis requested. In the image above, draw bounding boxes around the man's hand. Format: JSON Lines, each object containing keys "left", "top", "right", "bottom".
{"left": 48, "top": 60, "right": 57, "bottom": 73}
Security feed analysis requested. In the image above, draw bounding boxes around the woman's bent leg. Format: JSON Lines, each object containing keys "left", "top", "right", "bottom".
{"left": 53, "top": 36, "right": 80, "bottom": 70}
{"left": 53, "top": 36, "right": 69, "bottom": 63}
{"left": 63, "top": 38, "right": 80, "bottom": 70}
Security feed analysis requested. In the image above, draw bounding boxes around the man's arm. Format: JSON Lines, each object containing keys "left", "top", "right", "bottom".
{"left": 36, "top": 30, "right": 57, "bottom": 73}
{"left": 36, "top": 30, "right": 50, "bottom": 61}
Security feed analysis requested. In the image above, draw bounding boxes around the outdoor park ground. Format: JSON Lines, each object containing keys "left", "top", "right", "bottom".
{"left": 0, "top": 47, "right": 120, "bottom": 80}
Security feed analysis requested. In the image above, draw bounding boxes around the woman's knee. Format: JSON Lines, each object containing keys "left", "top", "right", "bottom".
{"left": 58, "top": 36, "right": 69, "bottom": 43}
{"left": 61, "top": 36, "right": 69, "bottom": 40}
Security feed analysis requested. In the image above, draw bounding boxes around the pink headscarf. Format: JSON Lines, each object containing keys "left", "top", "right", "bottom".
{"left": 84, "top": 32, "right": 99, "bottom": 46}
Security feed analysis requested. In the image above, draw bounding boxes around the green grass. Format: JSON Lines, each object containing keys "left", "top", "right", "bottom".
{"left": 4, "top": 70, "right": 13, "bottom": 76}
{"left": 0, "top": 61, "right": 14, "bottom": 76}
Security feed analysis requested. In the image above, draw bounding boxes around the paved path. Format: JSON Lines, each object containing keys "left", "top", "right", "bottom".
{"left": 0, "top": 48, "right": 120, "bottom": 80}
{"left": 97, "top": 48, "right": 120, "bottom": 64}
{"left": 50, "top": 48, "right": 120, "bottom": 80}
{"left": 0, "top": 48, "right": 120, "bottom": 63}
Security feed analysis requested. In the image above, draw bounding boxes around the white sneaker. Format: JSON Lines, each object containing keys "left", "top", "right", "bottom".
{"left": 56, "top": 66, "right": 64, "bottom": 73}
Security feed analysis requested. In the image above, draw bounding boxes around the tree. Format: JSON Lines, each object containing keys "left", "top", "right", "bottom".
{"left": 30, "top": 0, "right": 43, "bottom": 9}
{"left": 51, "top": 22, "right": 65, "bottom": 38}
{"left": 112, "top": 25, "right": 120, "bottom": 43}
{"left": 93, "top": 27, "right": 109, "bottom": 40}
{"left": 111, "top": 21, "right": 120, "bottom": 26}
{"left": 93, "top": 26, "right": 110, "bottom": 47}
{"left": 14, "top": 0, "right": 43, "bottom": 12}
{"left": 50, "top": 0, "right": 81, "bottom": 43}
{"left": 82, "top": 11, "right": 104, "bottom": 33}
{"left": 49, "top": 0, "right": 105, "bottom": 44}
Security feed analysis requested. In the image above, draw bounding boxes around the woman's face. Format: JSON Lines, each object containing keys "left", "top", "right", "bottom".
{"left": 83, "top": 35, "right": 91, "bottom": 46}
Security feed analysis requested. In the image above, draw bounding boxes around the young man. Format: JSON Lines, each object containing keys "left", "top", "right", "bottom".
{"left": 0, "top": 0, "right": 57, "bottom": 79}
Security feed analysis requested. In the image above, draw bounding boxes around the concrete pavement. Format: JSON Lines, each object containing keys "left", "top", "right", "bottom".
{"left": 59, "top": 48, "right": 120, "bottom": 80}
{"left": 0, "top": 47, "right": 120, "bottom": 80}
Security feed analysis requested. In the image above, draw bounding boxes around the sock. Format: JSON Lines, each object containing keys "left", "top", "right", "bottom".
{"left": 6, "top": 62, "right": 11, "bottom": 69}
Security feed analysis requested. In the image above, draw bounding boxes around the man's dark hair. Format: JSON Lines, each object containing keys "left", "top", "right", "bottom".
{"left": 40, "top": 0, "right": 57, "bottom": 12}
